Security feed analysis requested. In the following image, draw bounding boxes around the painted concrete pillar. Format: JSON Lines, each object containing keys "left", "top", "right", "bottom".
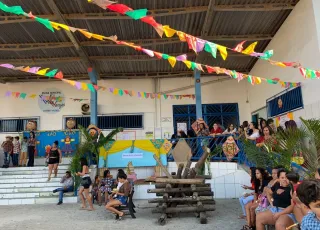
{"left": 88, "top": 67, "right": 98, "bottom": 125}
{"left": 194, "top": 69, "right": 202, "bottom": 119}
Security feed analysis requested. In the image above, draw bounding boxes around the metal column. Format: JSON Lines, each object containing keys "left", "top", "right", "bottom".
{"left": 88, "top": 67, "right": 98, "bottom": 125}
{"left": 194, "top": 69, "right": 202, "bottom": 119}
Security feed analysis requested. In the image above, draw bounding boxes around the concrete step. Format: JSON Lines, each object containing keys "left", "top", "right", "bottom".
{"left": 0, "top": 177, "right": 61, "bottom": 184}
{"left": 0, "top": 165, "right": 70, "bottom": 172}
{"left": 0, "top": 191, "right": 75, "bottom": 199}
{"left": 0, "top": 170, "right": 66, "bottom": 176}
{"left": 0, "top": 181, "right": 61, "bottom": 188}
{"left": 0, "top": 174, "right": 65, "bottom": 179}
{"left": 0, "top": 186, "right": 61, "bottom": 193}
{"left": 0, "top": 196, "right": 77, "bottom": 205}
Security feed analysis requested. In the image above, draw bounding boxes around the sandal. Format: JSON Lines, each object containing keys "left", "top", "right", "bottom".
{"left": 118, "top": 212, "right": 124, "bottom": 220}
{"left": 238, "top": 215, "right": 246, "bottom": 219}
{"left": 242, "top": 225, "right": 253, "bottom": 230}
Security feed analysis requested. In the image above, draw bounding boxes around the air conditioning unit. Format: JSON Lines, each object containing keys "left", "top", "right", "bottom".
{"left": 81, "top": 103, "right": 90, "bottom": 115}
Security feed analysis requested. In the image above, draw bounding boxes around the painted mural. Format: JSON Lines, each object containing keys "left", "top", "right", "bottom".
{"left": 98, "top": 139, "right": 172, "bottom": 168}
{"left": 23, "top": 130, "right": 80, "bottom": 157}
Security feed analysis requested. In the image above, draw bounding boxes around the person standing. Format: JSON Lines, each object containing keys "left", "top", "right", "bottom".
{"left": 47, "top": 141, "right": 62, "bottom": 181}
{"left": 27, "top": 131, "right": 36, "bottom": 167}
{"left": 19, "top": 137, "right": 28, "bottom": 167}
{"left": 12, "top": 136, "right": 21, "bottom": 167}
{"left": 76, "top": 158, "right": 94, "bottom": 211}
{"left": 1, "top": 136, "right": 13, "bottom": 168}
{"left": 53, "top": 171, "right": 74, "bottom": 205}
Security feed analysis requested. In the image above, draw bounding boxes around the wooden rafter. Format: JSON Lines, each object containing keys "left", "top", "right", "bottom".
{"left": 0, "top": 3, "right": 297, "bottom": 25}
{"left": 0, "top": 34, "right": 273, "bottom": 51}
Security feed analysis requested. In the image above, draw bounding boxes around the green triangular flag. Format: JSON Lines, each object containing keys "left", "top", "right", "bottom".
{"left": 191, "top": 62, "right": 197, "bottom": 70}
{"left": 260, "top": 50, "right": 273, "bottom": 60}
{"left": 119, "top": 89, "right": 124, "bottom": 96}
{"left": 20, "top": 93, "right": 27, "bottom": 99}
{"left": 306, "top": 68, "right": 316, "bottom": 79}
{"left": 87, "top": 84, "right": 95, "bottom": 92}
{"left": 231, "top": 70, "right": 237, "bottom": 79}
{"left": 35, "top": 17, "right": 54, "bottom": 32}
{"left": 45, "top": 69, "right": 58, "bottom": 77}
{"left": 0, "top": 2, "right": 25, "bottom": 15}
{"left": 163, "top": 94, "right": 168, "bottom": 99}
{"left": 125, "top": 9, "right": 148, "bottom": 20}
{"left": 162, "top": 54, "right": 170, "bottom": 60}
{"left": 204, "top": 42, "right": 217, "bottom": 58}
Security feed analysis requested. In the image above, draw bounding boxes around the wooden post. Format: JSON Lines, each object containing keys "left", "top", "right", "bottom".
{"left": 155, "top": 178, "right": 205, "bottom": 184}
{"left": 152, "top": 206, "right": 216, "bottom": 214}
{"left": 153, "top": 154, "right": 172, "bottom": 179}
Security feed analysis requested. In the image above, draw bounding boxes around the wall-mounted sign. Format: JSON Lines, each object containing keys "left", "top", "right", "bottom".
{"left": 38, "top": 88, "right": 65, "bottom": 114}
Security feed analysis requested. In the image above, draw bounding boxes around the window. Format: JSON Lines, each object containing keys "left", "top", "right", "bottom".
{"left": 0, "top": 117, "right": 40, "bottom": 133}
{"left": 64, "top": 114, "right": 143, "bottom": 129}
{"left": 173, "top": 103, "right": 239, "bottom": 133}
{"left": 267, "top": 86, "right": 303, "bottom": 117}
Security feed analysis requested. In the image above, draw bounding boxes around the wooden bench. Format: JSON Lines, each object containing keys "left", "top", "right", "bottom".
{"left": 115, "top": 190, "right": 136, "bottom": 219}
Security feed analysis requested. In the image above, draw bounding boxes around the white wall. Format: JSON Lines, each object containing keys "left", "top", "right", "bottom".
{"left": 0, "top": 76, "right": 250, "bottom": 139}
{"left": 248, "top": 0, "right": 320, "bottom": 120}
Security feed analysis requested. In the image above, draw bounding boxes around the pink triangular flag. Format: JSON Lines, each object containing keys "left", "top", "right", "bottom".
{"left": 142, "top": 49, "right": 154, "bottom": 57}
{"left": 176, "top": 54, "right": 187, "bottom": 61}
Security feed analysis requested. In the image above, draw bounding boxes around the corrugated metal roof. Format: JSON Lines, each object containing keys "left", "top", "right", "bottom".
{"left": 0, "top": 0, "right": 300, "bottom": 82}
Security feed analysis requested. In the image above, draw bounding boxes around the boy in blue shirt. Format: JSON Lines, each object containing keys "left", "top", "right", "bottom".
{"left": 296, "top": 180, "right": 320, "bottom": 229}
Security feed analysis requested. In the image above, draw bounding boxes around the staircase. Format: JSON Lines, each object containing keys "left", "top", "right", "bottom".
{"left": 0, "top": 165, "right": 78, "bottom": 205}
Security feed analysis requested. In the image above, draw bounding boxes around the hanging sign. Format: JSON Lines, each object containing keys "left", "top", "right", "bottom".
{"left": 38, "top": 88, "right": 65, "bottom": 114}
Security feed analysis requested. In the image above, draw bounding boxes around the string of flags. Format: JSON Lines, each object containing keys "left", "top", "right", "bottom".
{"left": 4, "top": 91, "right": 89, "bottom": 102}
{"left": 0, "top": 1, "right": 303, "bottom": 88}
{"left": 0, "top": 64, "right": 195, "bottom": 100}
{"left": 86, "top": 0, "right": 320, "bottom": 80}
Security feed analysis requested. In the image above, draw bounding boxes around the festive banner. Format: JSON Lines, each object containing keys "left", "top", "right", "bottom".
{"left": 0, "top": 1, "right": 303, "bottom": 89}
{"left": 84, "top": 0, "right": 320, "bottom": 78}
{"left": 4, "top": 91, "right": 88, "bottom": 102}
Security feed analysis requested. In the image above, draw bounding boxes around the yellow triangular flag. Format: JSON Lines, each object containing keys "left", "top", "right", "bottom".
{"left": 242, "top": 42, "right": 257, "bottom": 55}
{"left": 50, "top": 22, "right": 70, "bottom": 31}
{"left": 29, "top": 94, "right": 37, "bottom": 98}
{"left": 69, "top": 80, "right": 76, "bottom": 86}
{"left": 217, "top": 45, "right": 228, "bottom": 60}
{"left": 79, "top": 30, "right": 93, "bottom": 39}
{"left": 168, "top": 56, "right": 177, "bottom": 68}
{"left": 81, "top": 83, "right": 88, "bottom": 91}
{"left": 183, "top": 60, "right": 192, "bottom": 69}
{"left": 255, "top": 77, "right": 262, "bottom": 84}
{"left": 92, "top": 34, "right": 105, "bottom": 41}
{"left": 163, "top": 25, "right": 177, "bottom": 38}
{"left": 36, "top": 68, "right": 50, "bottom": 76}
{"left": 113, "top": 88, "right": 119, "bottom": 95}
{"left": 176, "top": 31, "right": 186, "bottom": 41}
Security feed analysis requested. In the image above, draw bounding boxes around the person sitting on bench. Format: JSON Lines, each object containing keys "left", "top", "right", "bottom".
{"left": 53, "top": 171, "right": 74, "bottom": 205}
{"left": 105, "top": 173, "right": 131, "bottom": 220}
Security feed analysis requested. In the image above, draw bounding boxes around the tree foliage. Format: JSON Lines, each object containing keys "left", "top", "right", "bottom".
{"left": 243, "top": 118, "right": 320, "bottom": 177}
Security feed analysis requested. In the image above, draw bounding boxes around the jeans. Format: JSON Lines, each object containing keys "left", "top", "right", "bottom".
{"left": 13, "top": 154, "right": 19, "bottom": 166}
{"left": 239, "top": 195, "right": 254, "bottom": 216}
{"left": 3, "top": 152, "right": 9, "bottom": 166}
{"left": 54, "top": 186, "right": 74, "bottom": 202}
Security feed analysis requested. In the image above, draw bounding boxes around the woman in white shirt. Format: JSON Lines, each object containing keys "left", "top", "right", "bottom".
{"left": 222, "top": 124, "right": 237, "bottom": 135}
{"left": 245, "top": 122, "right": 260, "bottom": 141}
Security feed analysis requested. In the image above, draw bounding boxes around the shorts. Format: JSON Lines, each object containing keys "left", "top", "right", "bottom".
{"left": 269, "top": 207, "right": 297, "bottom": 223}
{"left": 115, "top": 195, "right": 128, "bottom": 205}
{"left": 48, "top": 157, "right": 59, "bottom": 164}
{"left": 81, "top": 176, "right": 92, "bottom": 189}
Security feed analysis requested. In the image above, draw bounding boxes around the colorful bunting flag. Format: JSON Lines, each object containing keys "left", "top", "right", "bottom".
{"left": 176, "top": 31, "right": 186, "bottom": 42}
{"left": 107, "top": 4, "right": 133, "bottom": 14}
{"left": 242, "top": 42, "right": 258, "bottom": 55}
{"left": 232, "top": 41, "right": 246, "bottom": 52}
{"left": 217, "top": 45, "right": 228, "bottom": 60}
{"left": 168, "top": 56, "right": 177, "bottom": 68}
{"left": 204, "top": 42, "right": 217, "bottom": 58}
{"left": 185, "top": 34, "right": 197, "bottom": 53}
{"left": 125, "top": 9, "right": 148, "bottom": 20}
{"left": 87, "top": 0, "right": 116, "bottom": 10}
{"left": 163, "top": 25, "right": 176, "bottom": 37}
{"left": 195, "top": 38, "right": 206, "bottom": 53}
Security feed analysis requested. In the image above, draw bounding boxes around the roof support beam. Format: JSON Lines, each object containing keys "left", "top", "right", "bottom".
{"left": 0, "top": 3, "right": 296, "bottom": 25}
{"left": 1, "top": 70, "right": 250, "bottom": 82}
{"left": 41, "top": 0, "right": 98, "bottom": 75}
{"left": 0, "top": 52, "right": 252, "bottom": 64}
{"left": 214, "top": 3, "right": 295, "bottom": 12}
{"left": 0, "top": 34, "right": 273, "bottom": 51}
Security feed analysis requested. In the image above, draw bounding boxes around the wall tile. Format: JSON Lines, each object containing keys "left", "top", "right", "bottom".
{"left": 218, "top": 163, "right": 228, "bottom": 169}
{"left": 224, "top": 173, "right": 235, "bottom": 184}
{"left": 225, "top": 184, "right": 236, "bottom": 198}
{"left": 214, "top": 184, "right": 226, "bottom": 198}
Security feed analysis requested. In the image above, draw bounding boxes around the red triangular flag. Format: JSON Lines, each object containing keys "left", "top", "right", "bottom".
{"left": 124, "top": 90, "right": 129, "bottom": 95}
{"left": 206, "top": 65, "right": 215, "bottom": 73}
{"left": 107, "top": 4, "right": 133, "bottom": 15}
{"left": 94, "top": 85, "right": 99, "bottom": 90}
{"left": 154, "top": 52, "right": 163, "bottom": 59}
{"left": 141, "top": 16, "right": 158, "bottom": 27}
{"left": 54, "top": 71, "right": 64, "bottom": 79}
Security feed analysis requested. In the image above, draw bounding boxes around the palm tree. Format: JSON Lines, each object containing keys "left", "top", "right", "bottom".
{"left": 243, "top": 118, "right": 320, "bottom": 178}
{"left": 69, "top": 125, "right": 123, "bottom": 189}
